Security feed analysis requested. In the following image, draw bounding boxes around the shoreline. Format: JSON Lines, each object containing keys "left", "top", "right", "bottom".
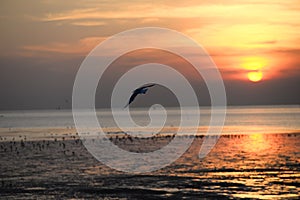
{"left": 0, "top": 127, "right": 300, "bottom": 142}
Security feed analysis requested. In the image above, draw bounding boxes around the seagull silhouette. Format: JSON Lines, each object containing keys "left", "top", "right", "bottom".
{"left": 124, "top": 84, "right": 156, "bottom": 108}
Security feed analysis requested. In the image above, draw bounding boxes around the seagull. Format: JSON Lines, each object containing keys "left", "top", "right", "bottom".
{"left": 124, "top": 84, "right": 156, "bottom": 108}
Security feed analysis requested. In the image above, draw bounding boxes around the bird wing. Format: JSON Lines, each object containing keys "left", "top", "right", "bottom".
{"left": 124, "top": 84, "right": 156, "bottom": 108}
{"left": 137, "top": 83, "right": 156, "bottom": 91}
{"left": 144, "top": 83, "right": 156, "bottom": 88}
{"left": 124, "top": 91, "right": 139, "bottom": 108}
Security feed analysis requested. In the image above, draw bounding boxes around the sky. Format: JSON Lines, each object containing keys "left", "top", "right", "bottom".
{"left": 0, "top": 0, "right": 299, "bottom": 110}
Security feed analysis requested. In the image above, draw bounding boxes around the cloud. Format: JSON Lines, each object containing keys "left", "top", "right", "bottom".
{"left": 247, "top": 40, "right": 278, "bottom": 45}
{"left": 37, "top": 0, "right": 300, "bottom": 34}
{"left": 271, "top": 48, "right": 300, "bottom": 55}
{"left": 70, "top": 21, "right": 107, "bottom": 27}
{"left": 39, "top": 3, "right": 277, "bottom": 23}
{"left": 21, "top": 37, "right": 106, "bottom": 56}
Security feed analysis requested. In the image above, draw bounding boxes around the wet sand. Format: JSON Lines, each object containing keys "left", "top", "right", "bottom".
{"left": 0, "top": 131, "right": 299, "bottom": 199}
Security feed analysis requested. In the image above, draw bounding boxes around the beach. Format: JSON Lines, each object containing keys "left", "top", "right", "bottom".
{"left": 0, "top": 130, "right": 299, "bottom": 199}
{"left": 0, "top": 106, "right": 299, "bottom": 199}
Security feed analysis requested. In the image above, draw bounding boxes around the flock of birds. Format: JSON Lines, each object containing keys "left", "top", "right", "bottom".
{"left": 0, "top": 132, "right": 297, "bottom": 156}
{"left": 0, "top": 134, "right": 80, "bottom": 156}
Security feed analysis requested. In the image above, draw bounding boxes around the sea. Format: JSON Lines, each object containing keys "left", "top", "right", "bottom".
{"left": 0, "top": 105, "right": 299, "bottom": 199}
{"left": 0, "top": 105, "right": 299, "bottom": 134}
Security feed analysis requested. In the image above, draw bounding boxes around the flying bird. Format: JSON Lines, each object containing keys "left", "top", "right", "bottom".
{"left": 124, "top": 84, "right": 156, "bottom": 108}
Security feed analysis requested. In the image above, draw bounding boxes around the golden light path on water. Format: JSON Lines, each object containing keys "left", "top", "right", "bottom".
{"left": 242, "top": 133, "right": 270, "bottom": 152}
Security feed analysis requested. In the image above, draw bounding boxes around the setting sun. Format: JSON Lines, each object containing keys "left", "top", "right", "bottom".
{"left": 248, "top": 71, "right": 263, "bottom": 82}
{"left": 242, "top": 57, "right": 267, "bottom": 82}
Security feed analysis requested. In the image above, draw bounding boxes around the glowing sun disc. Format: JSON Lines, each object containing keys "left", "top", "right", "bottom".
{"left": 248, "top": 71, "right": 263, "bottom": 82}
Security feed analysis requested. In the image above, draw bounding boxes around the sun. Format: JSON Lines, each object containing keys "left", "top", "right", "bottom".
{"left": 242, "top": 57, "right": 267, "bottom": 82}
{"left": 247, "top": 71, "right": 263, "bottom": 82}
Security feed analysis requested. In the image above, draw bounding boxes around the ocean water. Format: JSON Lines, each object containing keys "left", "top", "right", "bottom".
{"left": 0, "top": 105, "right": 299, "bottom": 134}
{"left": 0, "top": 105, "right": 299, "bottom": 199}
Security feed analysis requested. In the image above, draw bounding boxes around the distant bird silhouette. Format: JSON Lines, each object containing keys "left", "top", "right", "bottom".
{"left": 124, "top": 84, "right": 156, "bottom": 108}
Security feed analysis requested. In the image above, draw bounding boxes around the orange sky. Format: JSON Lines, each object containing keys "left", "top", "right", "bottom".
{"left": 0, "top": 0, "right": 299, "bottom": 109}
{"left": 1, "top": 0, "right": 299, "bottom": 81}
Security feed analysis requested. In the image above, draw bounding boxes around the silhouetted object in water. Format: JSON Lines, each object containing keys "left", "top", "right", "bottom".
{"left": 124, "top": 84, "right": 156, "bottom": 108}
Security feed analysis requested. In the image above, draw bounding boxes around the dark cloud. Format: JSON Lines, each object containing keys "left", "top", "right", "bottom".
{"left": 0, "top": 55, "right": 82, "bottom": 110}
{"left": 225, "top": 76, "right": 300, "bottom": 105}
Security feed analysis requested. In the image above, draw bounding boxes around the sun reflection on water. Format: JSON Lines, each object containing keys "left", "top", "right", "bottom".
{"left": 242, "top": 133, "right": 270, "bottom": 153}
